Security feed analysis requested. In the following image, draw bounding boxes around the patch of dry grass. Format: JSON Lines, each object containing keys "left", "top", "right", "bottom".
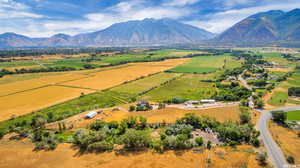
{"left": 0, "top": 141, "right": 262, "bottom": 168}
{"left": 269, "top": 121, "right": 300, "bottom": 164}
{"left": 104, "top": 105, "right": 240, "bottom": 123}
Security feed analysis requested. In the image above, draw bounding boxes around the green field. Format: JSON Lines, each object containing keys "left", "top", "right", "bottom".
{"left": 268, "top": 70, "right": 300, "bottom": 106}
{"left": 167, "top": 55, "right": 240, "bottom": 74}
{"left": 141, "top": 73, "right": 218, "bottom": 102}
{"left": 111, "top": 72, "right": 181, "bottom": 96}
{"left": 287, "top": 110, "right": 300, "bottom": 121}
{"left": 262, "top": 53, "right": 290, "bottom": 66}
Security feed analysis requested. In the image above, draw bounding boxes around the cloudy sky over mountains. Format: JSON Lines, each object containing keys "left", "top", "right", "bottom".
{"left": 1, "top": 0, "right": 299, "bottom": 37}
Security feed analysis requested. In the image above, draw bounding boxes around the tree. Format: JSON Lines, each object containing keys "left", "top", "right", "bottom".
{"left": 207, "top": 140, "right": 212, "bottom": 150}
{"left": 90, "top": 120, "right": 106, "bottom": 131}
{"left": 288, "top": 87, "right": 300, "bottom": 97}
{"left": 287, "top": 156, "right": 295, "bottom": 164}
{"left": 271, "top": 111, "right": 287, "bottom": 123}
{"left": 240, "top": 111, "right": 251, "bottom": 124}
{"left": 251, "top": 138, "right": 260, "bottom": 147}
{"left": 129, "top": 105, "right": 136, "bottom": 112}
{"left": 195, "top": 137, "right": 204, "bottom": 146}
{"left": 120, "top": 129, "right": 152, "bottom": 149}
{"left": 31, "top": 115, "right": 47, "bottom": 129}
{"left": 0, "top": 129, "right": 5, "bottom": 139}
{"left": 254, "top": 99, "right": 264, "bottom": 109}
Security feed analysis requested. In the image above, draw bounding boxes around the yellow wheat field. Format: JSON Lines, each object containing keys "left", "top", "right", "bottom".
{"left": 0, "top": 73, "right": 89, "bottom": 96}
{"left": 63, "top": 59, "right": 188, "bottom": 90}
{"left": 0, "top": 86, "right": 93, "bottom": 121}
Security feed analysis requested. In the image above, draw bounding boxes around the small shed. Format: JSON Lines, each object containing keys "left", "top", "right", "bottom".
{"left": 85, "top": 111, "right": 97, "bottom": 119}
{"left": 200, "top": 99, "right": 216, "bottom": 104}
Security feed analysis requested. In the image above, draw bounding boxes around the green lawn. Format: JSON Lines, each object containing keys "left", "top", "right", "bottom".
{"left": 268, "top": 92, "right": 288, "bottom": 106}
{"left": 287, "top": 110, "right": 300, "bottom": 121}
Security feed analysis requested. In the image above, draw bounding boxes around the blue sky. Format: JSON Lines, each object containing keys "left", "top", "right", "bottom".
{"left": 0, "top": 0, "right": 299, "bottom": 37}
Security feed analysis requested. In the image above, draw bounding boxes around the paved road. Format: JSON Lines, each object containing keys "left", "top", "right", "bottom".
{"left": 257, "top": 107, "right": 300, "bottom": 168}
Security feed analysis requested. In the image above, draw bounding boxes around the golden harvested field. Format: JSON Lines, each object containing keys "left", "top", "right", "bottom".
{"left": 0, "top": 86, "right": 93, "bottom": 121}
{"left": 105, "top": 105, "right": 240, "bottom": 123}
{"left": 63, "top": 58, "right": 188, "bottom": 90}
{"left": 0, "top": 73, "right": 89, "bottom": 96}
{"left": 0, "top": 140, "right": 261, "bottom": 168}
{"left": 269, "top": 121, "right": 300, "bottom": 164}
{"left": 0, "top": 58, "right": 187, "bottom": 121}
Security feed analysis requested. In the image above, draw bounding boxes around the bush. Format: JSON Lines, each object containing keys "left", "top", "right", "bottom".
{"left": 34, "top": 131, "right": 58, "bottom": 150}
{"left": 287, "top": 156, "right": 295, "bottom": 164}
{"left": 151, "top": 141, "right": 164, "bottom": 153}
{"left": 257, "top": 152, "right": 267, "bottom": 166}
{"left": 195, "top": 137, "right": 204, "bottom": 146}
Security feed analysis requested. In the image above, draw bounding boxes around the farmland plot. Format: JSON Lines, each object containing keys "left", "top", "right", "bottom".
{"left": 63, "top": 59, "right": 187, "bottom": 90}
{"left": 0, "top": 86, "right": 93, "bottom": 121}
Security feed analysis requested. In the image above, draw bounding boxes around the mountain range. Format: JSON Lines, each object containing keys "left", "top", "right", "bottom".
{"left": 0, "top": 9, "right": 300, "bottom": 48}
{"left": 0, "top": 18, "right": 214, "bottom": 48}
{"left": 216, "top": 8, "right": 300, "bottom": 42}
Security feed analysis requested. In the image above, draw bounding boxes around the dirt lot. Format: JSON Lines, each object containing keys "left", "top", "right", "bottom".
{"left": 104, "top": 105, "right": 241, "bottom": 123}
{"left": 0, "top": 139, "right": 261, "bottom": 168}
{"left": 269, "top": 121, "right": 300, "bottom": 165}
{"left": 46, "top": 105, "right": 240, "bottom": 130}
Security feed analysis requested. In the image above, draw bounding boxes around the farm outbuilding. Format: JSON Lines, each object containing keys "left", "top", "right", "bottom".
{"left": 85, "top": 111, "right": 97, "bottom": 119}
{"left": 200, "top": 99, "right": 216, "bottom": 104}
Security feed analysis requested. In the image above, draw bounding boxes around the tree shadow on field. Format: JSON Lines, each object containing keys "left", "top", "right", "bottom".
{"left": 115, "top": 147, "right": 148, "bottom": 156}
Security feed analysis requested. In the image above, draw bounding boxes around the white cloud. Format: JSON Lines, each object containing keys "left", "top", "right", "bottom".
{"left": 31, "top": 1, "right": 193, "bottom": 37}
{"left": 186, "top": 1, "right": 300, "bottom": 33}
{"left": 163, "top": 0, "right": 201, "bottom": 7}
{"left": 0, "top": 0, "right": 44, "bottom": 19}
{"left": 0, "top": 0, "right": 29, "bottom": 10}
